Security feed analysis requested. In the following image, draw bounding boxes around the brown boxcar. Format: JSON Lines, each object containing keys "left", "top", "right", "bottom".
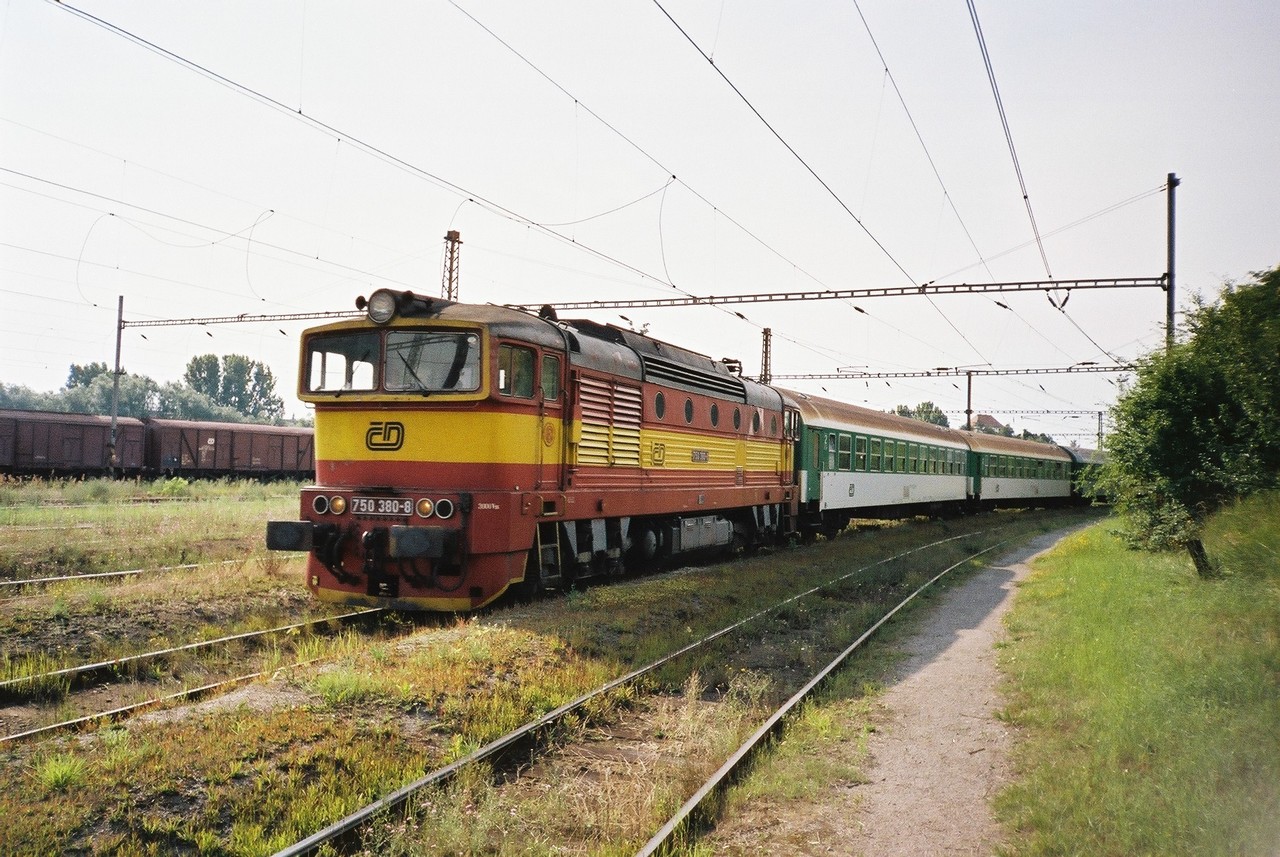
{"left": 0, "top": 410, "right": 145, "bottom": 474}
{"left": 144, "top": 419, "right": 314, "bottom": 478}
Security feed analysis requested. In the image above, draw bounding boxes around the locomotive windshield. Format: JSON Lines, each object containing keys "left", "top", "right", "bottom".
{"left": 304, "top": 329, "right": 481, "bottom": 394}
{"left": 307, "top": 331, "right": 379, "bottom": 392}
{"left": 384, "top": 331, "right": 480, "bottom": 392}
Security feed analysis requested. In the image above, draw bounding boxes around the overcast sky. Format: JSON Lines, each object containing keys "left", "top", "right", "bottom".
{"left": 3, "top": 0, "right": 1277, "bottom": 441}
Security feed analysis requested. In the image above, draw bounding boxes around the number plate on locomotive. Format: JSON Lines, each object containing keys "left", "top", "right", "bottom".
{"left": 350, "top": 496, "right": 413, "bottom": 516}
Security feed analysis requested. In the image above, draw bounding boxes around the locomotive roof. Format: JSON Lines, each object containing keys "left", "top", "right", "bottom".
{"left": 315, "top": 295, "right": 776, "bottom": 407}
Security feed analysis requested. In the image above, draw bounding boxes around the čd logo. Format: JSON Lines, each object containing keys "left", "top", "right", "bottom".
{"left": 366, "top": 421, "right": 405, "bottom": 451}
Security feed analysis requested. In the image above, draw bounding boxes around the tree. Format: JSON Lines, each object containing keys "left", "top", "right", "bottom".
{"left": 67, "top": 362, "right": 111, "bottom": 388}
{"left": 893, "top": 401, "right": 950, "bottom": 427}
{"left": 184, "top": 354, "right": 221, "bottom": 401}
{"left": 153, "top": 382, "right": 245, "bottom": 422}
{"left": 183, "top": 354, "right": 285, "bottom": 421}
{"left": 61, "top": 372, "right": 159, "bottom": 418}
{"left": 1099, "top": 266, "right": 1280, "bottom": 577}
{"left": 0, "top": 383, "right": 58, "bottom": 411}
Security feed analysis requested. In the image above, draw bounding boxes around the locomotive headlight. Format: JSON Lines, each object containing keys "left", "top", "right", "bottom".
{"left": 366, "top": 289, "right": 398, "bottom": 324}
{"left": 415, "top": 498, "right": 434, "bottom": 518}
{"left": 434, "top": 498, "right": 455, "bottom": 519}
{"left": 329, "top": 495, "right": 347, "bottom": 515}
{"left": 312, "top": 495, "right": 330, "bottom": 515}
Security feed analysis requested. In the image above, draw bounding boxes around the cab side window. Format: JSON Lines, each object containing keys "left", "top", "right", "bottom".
{"left": 541, "top": 354, "right": 561, "bottom": 400}
{"left": 499, "top": 344, "right": 535, "bottom": 397}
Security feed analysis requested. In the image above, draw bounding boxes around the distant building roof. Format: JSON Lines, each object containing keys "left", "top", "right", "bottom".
{"left": 973, "top": 413, "right": 1007, "bottom": 431}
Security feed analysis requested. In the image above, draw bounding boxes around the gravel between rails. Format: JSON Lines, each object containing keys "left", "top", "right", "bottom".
{"left": 707, "top": 523, "right": 1090, "bottom": 856}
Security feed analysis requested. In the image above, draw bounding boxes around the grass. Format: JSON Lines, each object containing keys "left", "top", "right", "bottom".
{"left": 0, "top": 475, "right": 299, "bottom": 508}
{"left": 353, "top": 511, "right": 1092, "bottom": 856}
{"left": 32, "top": 753, "right": 88, "bottom": 791}
{"left": 0, "top": 508, "right": 1095, "bottom": 853}
{"left": 995, "top": 492, "right": 1280, "bottom": 856}
{"left": 0, "top": 477, "right": 305, "bottom": 579}
{"left": 355, "top": 671, "right": 774, "bottom": 857}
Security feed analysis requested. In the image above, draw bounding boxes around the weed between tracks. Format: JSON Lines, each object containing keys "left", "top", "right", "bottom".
{"left": 0, "top": 508, "right": 1093, "bottom": 854}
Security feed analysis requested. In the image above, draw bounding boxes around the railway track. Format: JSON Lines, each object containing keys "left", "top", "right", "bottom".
{"left": 0, "top": 558, "right": 248, "bottom": 592}
{"left": 636, "top": 542, "right": 1005, "bottom": 855}
{"left": 0, "top": 608, "right": 389, "bottom": 743}
{"left": 270, "top": 531, "right": 1003, "bottom": 856}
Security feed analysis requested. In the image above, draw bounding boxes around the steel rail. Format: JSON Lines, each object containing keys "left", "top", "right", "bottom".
{"left": 0, "top": 658, "right": 327, "bottom": 745}
{"left": 635, "top": 541, "right": 1008, "bottom": 856}
{"left": 0, "top": 608, "right": 384, "bottom": 702}
{"left": 272, "top": 530, "right": 986, "bottom": 857}
{"left": 0, "top": 559, "right": 244, "bottom": 592}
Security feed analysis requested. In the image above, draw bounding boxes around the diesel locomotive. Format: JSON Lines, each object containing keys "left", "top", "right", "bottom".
{"left": 267, "top": 289, "right": 1091, "bottom": 611}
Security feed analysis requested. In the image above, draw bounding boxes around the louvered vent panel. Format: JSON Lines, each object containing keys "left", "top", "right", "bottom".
{"left": 576, "top": 376, "right": 643, "bottom": 467}
{"left": 611, "top": 383, "right": 642, "bottom": 466}
{"left": 642, "top": 356, "right": 745, "bottom": 400}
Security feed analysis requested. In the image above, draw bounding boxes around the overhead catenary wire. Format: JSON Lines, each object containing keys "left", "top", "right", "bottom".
{"left": 0, "top": 167, "right": 422, "bottom": 301}
{"left": 849, "top": 0, "right": 996, "bottom": 283}
{"left": 649, "top": 1, "right": 1005, "bottom": 369}
{"left": 650, "top": 0, "right": 917, "bottom": 286}
{"left": 965, "top": 0, "right": 1052, "bottom": 279}
{"left": 37, "top": 1, "right": 1146, "bottom": 419}
{"left": 46, "top": 1, "right": 698, "bottom": 304}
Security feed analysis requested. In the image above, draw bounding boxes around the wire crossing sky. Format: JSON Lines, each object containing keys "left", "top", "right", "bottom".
{"left": 1, "top": 0, "right": 1277, "bottom": 443}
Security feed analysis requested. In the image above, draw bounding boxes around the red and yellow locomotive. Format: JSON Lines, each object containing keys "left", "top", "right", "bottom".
{"left": 268, "top": 290, "right": 797, "bottom": 610}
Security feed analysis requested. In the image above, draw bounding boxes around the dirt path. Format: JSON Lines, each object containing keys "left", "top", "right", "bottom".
{"left": 707, "top": 525, "right": 1084, "bottom": 856}
{"left": 841, "top": 530, "right": 1078, "bottom": 856}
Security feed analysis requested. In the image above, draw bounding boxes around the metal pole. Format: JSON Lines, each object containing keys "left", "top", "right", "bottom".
{"left": 109, "top": 295, "right": 123, "bottom": 475}
{"left": 442, "top": 230, "right": 461, "bottom": 301}
{"left": 760, "top": 327, "right": 772, "bottom": 385}
{"left": 1097, "top": 411, "right": 1103, "bottom": 449}
{"left": 1166, "top": 172, "right": 1179, "bottom": 351}
{"left": 964, "top": 371, "right": 973, "bottom": 431}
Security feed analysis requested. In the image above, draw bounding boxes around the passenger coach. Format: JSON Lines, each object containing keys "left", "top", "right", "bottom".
{"left": 787, "top": 390, "right": 971, "bottom": 536}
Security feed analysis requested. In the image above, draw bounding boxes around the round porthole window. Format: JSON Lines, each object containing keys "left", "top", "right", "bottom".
{"left": 710, "top": 403, "right": 720, "bottom": 426}
{"left": 752, "top": 411, "right": 762, "bottom": 433}
{"left": 654, "top": 391, "right": 665, "bottom": 419}
{"left": 734, "top": 408, "right": 742, "bottom": 430}
{"left": 684, "top": 398, "right": 694, "bottom": 423}
{"left": 770, "top": 415, "right": 778, "bottom": 436}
